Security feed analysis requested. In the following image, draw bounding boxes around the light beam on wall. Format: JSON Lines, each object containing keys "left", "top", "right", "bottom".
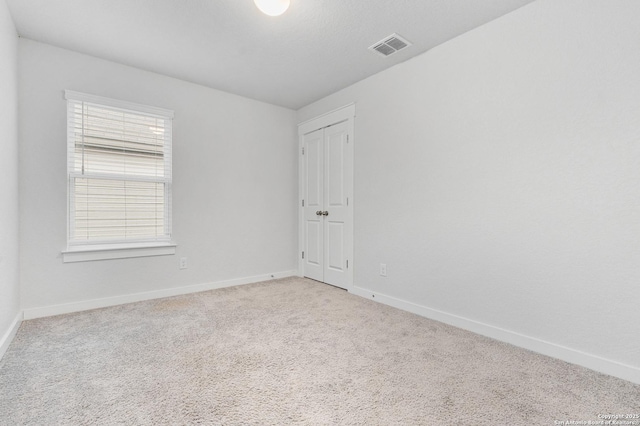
{"left": 254, "top": 0, "right": 290, "bottom": 16}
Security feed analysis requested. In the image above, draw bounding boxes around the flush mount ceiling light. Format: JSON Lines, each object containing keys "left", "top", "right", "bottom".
{"left": 254, "top": 0, "right": 290, "bottom": 16}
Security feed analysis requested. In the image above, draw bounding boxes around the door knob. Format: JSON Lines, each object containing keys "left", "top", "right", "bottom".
{"left": 316, "top": 211, "right": 323, "bottom": 216}
{"left": 322, "top": 211, "right": 329, "bottom": 216}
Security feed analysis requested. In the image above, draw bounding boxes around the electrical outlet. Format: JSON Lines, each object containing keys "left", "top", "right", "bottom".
{"left": 380, "top": 263, "right": 387, "bottom": 277}
{"left": 179, "top": 257, "right": 187, "bottom": 269}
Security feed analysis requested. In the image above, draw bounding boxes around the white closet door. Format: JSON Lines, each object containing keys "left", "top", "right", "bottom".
{"left": 302, "top": 121, "right": 350, "bottom": 289}
{"left": 303, "top": 128, "right": 324, "bottom": 282}
{"left": 322, "top": 121, "right": 349, "bottom": 288}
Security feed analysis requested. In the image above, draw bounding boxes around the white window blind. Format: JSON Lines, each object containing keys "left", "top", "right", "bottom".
{"left": 66, "top": 91, "right": 173, "bottom": 247}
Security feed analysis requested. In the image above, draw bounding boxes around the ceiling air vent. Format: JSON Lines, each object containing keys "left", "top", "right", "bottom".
{"left": 369, "top": 33, "right": 412, "bottom": 57}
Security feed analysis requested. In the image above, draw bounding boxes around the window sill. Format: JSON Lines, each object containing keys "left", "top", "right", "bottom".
{"left": 62, "top": 242, "right": 177, "bottom": 263}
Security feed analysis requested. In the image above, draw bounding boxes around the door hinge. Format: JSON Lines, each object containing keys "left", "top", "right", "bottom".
{"left": 346, "top": 259, "right": 349, "bottom": 269}
{"left": 302, "top": 147, "right": 305, "bottom": 155}
{"left": 347, "top": 135, "right": 349, "bottom": 143}
{"left": 302, "top": 199, "right": 304, "bottom": 207}
{"left": 302, "top": 251, "right": 305, "bottom": 259}
{"left": 347, "top": 197, "right": 349, "bottom": 206}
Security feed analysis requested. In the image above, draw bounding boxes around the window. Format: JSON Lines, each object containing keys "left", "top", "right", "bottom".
{"left": 63, "top": 91, "right": 175, "bottom": 262}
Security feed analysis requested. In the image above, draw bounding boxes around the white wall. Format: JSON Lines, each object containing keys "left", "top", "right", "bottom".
{"left": 19, "top": 39, "right": 297, "bottom": 312}
{"left": 298, "top": 0, "right": 640, "bottom": 380}
{"left": 0, "top": 0, "right": 20, "bottom": 354}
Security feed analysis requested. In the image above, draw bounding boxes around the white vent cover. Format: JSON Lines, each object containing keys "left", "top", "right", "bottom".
{"left": 369, "top": 33, "right": 412, "bottom": 57}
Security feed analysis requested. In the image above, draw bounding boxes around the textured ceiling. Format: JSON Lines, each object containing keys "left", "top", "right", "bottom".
{"left": 6, "top": 0, "right": 536, "bottom": 109}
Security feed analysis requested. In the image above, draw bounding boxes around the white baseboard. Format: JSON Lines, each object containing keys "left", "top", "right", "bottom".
{"left": 0, "top": 312, "right": 23, "bottom": 361}
{"left": 349, "top": 285, "right": 640, "bottom": 385}
{"left": 23, "top": 270, "right": 298, "bottom": 320}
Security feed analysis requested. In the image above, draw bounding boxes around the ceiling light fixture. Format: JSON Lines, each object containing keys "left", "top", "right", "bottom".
{"left": 254, "top": 0, "right": 290, "bottom": 16}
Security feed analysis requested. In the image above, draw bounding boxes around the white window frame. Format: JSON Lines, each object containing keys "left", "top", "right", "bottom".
{"left": 62, "top": 91, "right": 176, "bottom": 263}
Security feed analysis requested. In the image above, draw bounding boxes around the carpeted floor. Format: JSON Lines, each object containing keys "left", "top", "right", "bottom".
{"left": 0, "top": 277, "right": 638, "bottom": 425}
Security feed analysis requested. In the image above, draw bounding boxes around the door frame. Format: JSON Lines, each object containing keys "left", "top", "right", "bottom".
{"left": 298, "top": 103, "right": 355, "bottom": 288}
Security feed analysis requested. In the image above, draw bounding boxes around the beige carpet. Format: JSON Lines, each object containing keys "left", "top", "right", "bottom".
{"left": 0, "top": 277, "right": 638, "bottom": 425}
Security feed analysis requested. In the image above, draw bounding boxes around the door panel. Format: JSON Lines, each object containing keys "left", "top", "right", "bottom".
{"left": 327, "top": 131, "right": 345, "bottom": 207}
{"left": 305, "top": 133, "right": 322, "bottom": 209}
{"left": 306, "top": 221, "right": 322, "bottom": 265}
{"left": 327, "top": 221, "right": 344, "bottom": 271}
